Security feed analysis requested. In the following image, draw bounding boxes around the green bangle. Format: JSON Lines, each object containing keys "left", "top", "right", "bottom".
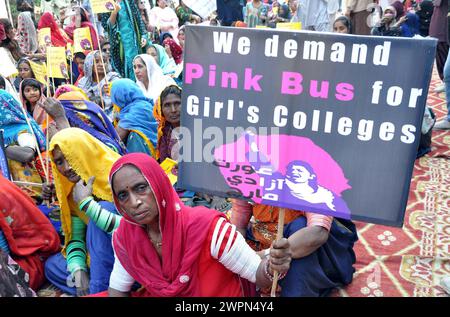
{"left": 79, "top": 196, "right": 94, "bottom": 211}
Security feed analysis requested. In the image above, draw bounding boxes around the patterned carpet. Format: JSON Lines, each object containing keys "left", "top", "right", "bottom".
{"left": 36, "top": 69, "right": 450, "bottom": 298}
{"left": 331, "top": 68, "right": 450, "bottom": 297}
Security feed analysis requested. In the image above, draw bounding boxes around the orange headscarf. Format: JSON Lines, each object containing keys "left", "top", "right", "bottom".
{"left": 153, "top": 84, "right": 181, "bottom": 161}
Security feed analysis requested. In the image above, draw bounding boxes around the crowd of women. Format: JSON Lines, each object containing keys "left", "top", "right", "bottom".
{"left": 0, "top": 0, "right": 444, "bottom": 297}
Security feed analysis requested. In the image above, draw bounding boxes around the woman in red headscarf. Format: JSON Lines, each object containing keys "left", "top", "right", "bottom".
{"left": 0, "top": 175, "right": 61, "bottom": 290}
{"left": 107, "top": 153, "right": 291, "bottom": 297}
{"left": 38, "top": 12, "right": 73, "bottom": 47}
{"left": 64, "top": 6, "right": 99, "bottom": 50}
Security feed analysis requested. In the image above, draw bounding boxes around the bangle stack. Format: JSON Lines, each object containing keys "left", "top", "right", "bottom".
{"left": 264, "top": 259, "right": 287, "bottom": 281}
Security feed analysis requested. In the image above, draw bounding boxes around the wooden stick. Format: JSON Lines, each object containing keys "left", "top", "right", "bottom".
{"left": 93, "top": 56, "right": 106, "bottom": 110}
{"left": 270, "top": 208, "right": 285, "bottom": 297}
{"left": 70, "top": 58, "right": 73, "bottom": 85}
{"left": 92, "top": 10, "right": 110, "bottom": 88}
{"left": 13, "top": 180, "right": 44, "bottom": 187}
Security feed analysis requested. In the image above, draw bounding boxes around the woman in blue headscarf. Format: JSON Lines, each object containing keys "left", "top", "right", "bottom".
{"left": 401, "top": 12, "right": 420, "bottom": 37}
{"left": 0, "top": 90, "right": 47, "bottom": 200}
{"left": 103, "top": 0, "right": 149, "bottom": 81}
{"left": 110, "top": 79, "right": 158, "bottom": 158}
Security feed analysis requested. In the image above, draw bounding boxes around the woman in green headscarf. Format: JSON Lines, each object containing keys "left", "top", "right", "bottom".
{"left": 146, "top": 43, "right": 177, "bottom": 77}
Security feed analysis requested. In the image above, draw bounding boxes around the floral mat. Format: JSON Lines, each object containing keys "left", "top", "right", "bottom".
{"left": 331, "top": 67, "right": 450, "bottom": 297}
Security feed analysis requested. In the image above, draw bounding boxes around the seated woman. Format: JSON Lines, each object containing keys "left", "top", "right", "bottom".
{"left": 132, "top": 54, "right": 176, "bottom": 102}
{"left": 44, "top": 128, "right": 122, "bottom": 296}
{"left": 13, "top": 58, "right": 36, "bottom": 92}
{"left": 333, "top": 15, "right": 352, "bottom": 34}
{"left": 107, "top": 153, "right": 291, "bottom": 297}
{"left": 146, "top": 43, "right": 177, "bottom": 77}
{"left": 0, "top": 175, "right": 60, "bottom": 291}
{"left": 38, "top": 86, "right": 127, "bottom": 155}
{"left": 230, "top": 200, "right": 358, "bottom": 297}
{"left": 41, "top": 85, "right": 127, "bottom": 155}
{"left": 162, "top": 37, "right": 183, "bottom": 65}
{"left": 177, "top": 25, "right": 185, "bottom": 49}
{"left": 371, "top": 6, "right": 405, "bottom": 37}
{"left": 77, "top": 50, "right": 121, "bottom": 119}
{"left": 110, "top": 78, "right": 158, "bottom": 157}
{"left": 0, "top": 90, "right": 48, "bottom": 201}
{"left": 400, "top": 12, "right": 420, "bottom": 37}
{"left": 19, "top": 78, "right": 47, "bottom": 126}
{"left": 267, "top": 3, "right": 291, "bottom": 28}
{"left": 154, "top": 85, "right": 231, "bottom": 212}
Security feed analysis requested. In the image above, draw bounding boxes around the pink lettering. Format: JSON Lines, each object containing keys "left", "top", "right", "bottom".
{"left": 185, "top": 63, "right": 204, "bottom": 84}
{"left": 244, "top": 68, "right": 263, "bottom": 91}
{"left": 208, "top": 65, "right": 216, "bottom": 87}
{"left": 221, "top": 72, "right": 238, "bottom": 89}
{"left": 335, "top": 83, "right": 354, "bottom": 101}
{"left": 281, "top": 72, "right": 303, "bottom": 95}
{"left": 310, "top": 80, "right": 329, "bottom": 99}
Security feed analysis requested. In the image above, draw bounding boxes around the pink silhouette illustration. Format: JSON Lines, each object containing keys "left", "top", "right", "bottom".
{"left": 80, "top": 39, "right": 92, "bottom": 50}
{"left": 105, "top": 2, "right": 115, "bottom": 11}
{"left": 213, "top": 131, "right": 352, "bottom": 219}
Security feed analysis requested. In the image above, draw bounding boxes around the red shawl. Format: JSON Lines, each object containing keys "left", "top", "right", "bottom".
{"left": 0, "top": 175, "right": 61, "bottom": 290}
{"left": 163, "top": 38, "right": 183, "bottom": 65}
{"left": 110, "top": 153, "right": 224, "bottom": 297}
{"left": 38, "top": 12, "right": 73, "bottom": 47}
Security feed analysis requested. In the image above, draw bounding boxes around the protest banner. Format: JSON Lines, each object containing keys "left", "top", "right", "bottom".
{"left": 182, "top": 0, "right": 216, "bottom": 20}
{"left": 29, "top": 60, "right": 47, "bottom": 85}
{"left": 66, "top": 42, "right": 74, "bottom": 61}
{"left": 276, "top": 22, "right": 302, "bottom": 31}
{"left": 38, "top": 27, "right": 51, "bottom": 48}
{"left": 179, "top": 25, "right": 437, "bottom": 227}
{"left": 160, "top": 158, "right": 178, "bottom": 186}
{"left": 90, "top": 0, "right": 115, "bottom": 14}
{"left": 74, "top": 27, "right": 93, "bottom": 53}
{"left": 46, "top": 47, "right": 68, "bottom": 79}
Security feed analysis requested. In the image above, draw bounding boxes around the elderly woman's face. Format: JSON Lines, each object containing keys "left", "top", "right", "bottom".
{"left": 112, "top": 164, "right": 159, "bottom": 225}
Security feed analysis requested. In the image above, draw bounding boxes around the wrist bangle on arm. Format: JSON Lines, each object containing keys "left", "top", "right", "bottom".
{"left": 264, "top": 258, "right": 287, "bottom": 281}
{"left": 79, "top": 196, "right": 94, "bottom": 211}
